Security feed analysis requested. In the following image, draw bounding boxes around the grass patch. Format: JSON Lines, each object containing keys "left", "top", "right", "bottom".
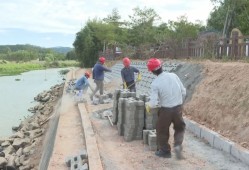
{"left": 0, "top": 60, "right": 80, "bottom": 76}
{"left": 0, "top": 63, "right": 44, "bottom": 76}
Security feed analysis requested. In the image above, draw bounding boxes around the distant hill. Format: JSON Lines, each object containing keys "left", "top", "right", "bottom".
{"left": 0, "top": 44, "right": 44, "bottom": 53}
{"left": 49, "top": 47, "right": 73, "bottom": 54}
{"left": 0, "top": 44, "right": 73, "bottom": 55}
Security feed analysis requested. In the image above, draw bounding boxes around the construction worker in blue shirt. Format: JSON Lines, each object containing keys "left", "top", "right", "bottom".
{"left": 121, "top": 57, "right": 141, "bottom": 92}
{"left": 91, "top": 56, "right": 112, "bottom": 99}
{"left": 145, "top": 58, "right": 186, "bottom": 159}
{"left": 74, "top": 71, "right": 93, "bottom": 97}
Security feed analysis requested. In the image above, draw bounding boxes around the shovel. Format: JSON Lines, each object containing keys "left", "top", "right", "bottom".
{"left": 127, "top": 79, "right": 141, "bottom": 89}
{"left": 102, "top": 110, "right": 113, "bottom": 126}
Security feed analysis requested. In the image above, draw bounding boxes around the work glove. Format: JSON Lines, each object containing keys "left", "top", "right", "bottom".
{"left": 137, "top": 73, "right": 142, "bottom": 81}
{"left": 123, "top": 82, "right": 127, "bottom": 89}
{"left": 145, "top": 102, "right": 151, "bottom": 115}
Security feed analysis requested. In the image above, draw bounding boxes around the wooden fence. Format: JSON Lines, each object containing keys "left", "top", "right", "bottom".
{"left": 99, "top": 34, "right": 249, "bottom": 60}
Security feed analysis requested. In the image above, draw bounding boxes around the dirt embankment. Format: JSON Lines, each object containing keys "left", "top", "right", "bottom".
{"left": 184, "top": 61, "right": 249, "bottom": 149}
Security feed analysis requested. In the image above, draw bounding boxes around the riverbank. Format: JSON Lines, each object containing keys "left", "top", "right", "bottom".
{"left": 0, "top": 60, "right": 79, "bottom": 76}
{"left": 0, "top": 83, "right": 64, "bottom": 169}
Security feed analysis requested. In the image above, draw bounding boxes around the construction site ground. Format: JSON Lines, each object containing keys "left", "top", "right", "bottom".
{"left": 40, "top": 60, "right": 249, "bottom": 170}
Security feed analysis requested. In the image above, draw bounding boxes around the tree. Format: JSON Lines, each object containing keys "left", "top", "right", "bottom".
{"left": 127, "top": 7, "right": 161, "bottom": 46}
{"left": 103, "top": 8, "right": 121, "bottom": 25}
{"left": 158, "top": 16, "right": 202, "bottom": 58}
{"left": 207, "top": 0, "right": 249, "bottom": 36}
{"left": 66, "top": 50, "right": 76, "bottom": 60}
{"left": 102, "top": 8, "right": 128, "bottom": 54}
{"left": 73, "top": 20, "right": 103, "bottom": 67}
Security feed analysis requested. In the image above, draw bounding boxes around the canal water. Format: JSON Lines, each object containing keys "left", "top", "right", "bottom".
{"left": 0, "top": 68, "right": 66, "bottom": 137}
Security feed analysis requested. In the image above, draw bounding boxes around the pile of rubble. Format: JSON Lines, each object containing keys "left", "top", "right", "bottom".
{"left": 92, "top": 93, "right": 113, "bottom": 105}
{"left": 0, "top": 84, "right": 64, "bottom": 170}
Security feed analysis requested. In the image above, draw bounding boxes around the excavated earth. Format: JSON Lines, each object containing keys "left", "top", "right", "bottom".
{"left": 183, "top": 60, "right": 249, "bottom": 150}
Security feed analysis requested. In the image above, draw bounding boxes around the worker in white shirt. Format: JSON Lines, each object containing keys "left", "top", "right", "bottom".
{"left": 145, "top": 58, "right": 186, "bottom": 159}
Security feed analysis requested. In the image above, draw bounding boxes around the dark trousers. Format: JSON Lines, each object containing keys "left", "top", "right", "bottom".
{"left": 126, "top": 80, "right": 136, "bottom": 92}
{"left": 92, "top": 80, "right": 104, "bottom": 95}
{"left": 156, "top": 105, "right": 185, "bottom": 152}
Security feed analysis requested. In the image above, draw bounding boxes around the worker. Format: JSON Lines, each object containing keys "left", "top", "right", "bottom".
{"left": 91, "top": 56, "right": 112, "bottom": 100}
{"left": 74, "top": 71, "right": 93, "bottom": 97}
{"left": 121, "top": 57, "right": 141, "bottom": 92}
{"left": 145, "top": 58, "right": 186, "bottom": 159}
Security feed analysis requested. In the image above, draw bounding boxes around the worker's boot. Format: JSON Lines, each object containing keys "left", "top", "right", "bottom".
{"left": 174, "top": 145, "right": 183, "bottom": 160}
{"left": 155, "top": 150, "right": 171, "bottom": 158}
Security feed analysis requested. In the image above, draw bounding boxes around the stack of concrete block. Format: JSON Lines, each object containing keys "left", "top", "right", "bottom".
{"left": 112, "top": 89, "right": 136, "bottom": 125}
{"left": 143, "top": 129, "right": 157, "bottom": 151}
{"left": 112, "top": 89, "right": 121, "bottom": 124}
{"left": 123, "top": 98, "right": 144, "bottom": 142}
{"left": 145, "top": 108, "right": 159, "bottom": 130}
{"left": 113, "top": 90, "right": 145, "bottom": 142}
{"left": 113, "top": 89, "right": 159, "bottom": 142}
{"left": 99, "top": 93, "right": 112, "bottom": 104}
{"left": 117, "top": 97, "right": 126, "bottom": 136}
{"left": 92, "top": 93, "right": 113, "bottom": 105}
{"left": 139, "top": 94, "right": 158, "bottom": 130}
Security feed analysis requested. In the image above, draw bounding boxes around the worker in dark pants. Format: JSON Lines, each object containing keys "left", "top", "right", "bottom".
{"left": 145, "top": 58, "right": 186, "bottom": 159}
{"left": 121, "top": 57, "right": 141, "bottom": 92}
{"left": 91, "top": 56, "right": 112, "bottom": 100}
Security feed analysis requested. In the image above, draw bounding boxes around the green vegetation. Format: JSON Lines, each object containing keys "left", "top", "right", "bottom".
{"left": 0, "top": 44, "right": 72, "bottom": 62}
{"left": 0, "top": 60, "right": 79, "bottom": 76}
{"left": 73, "top": 7, "right": 206, "bottom": 67}
{"left": 72, "top": 2, "right": 249, "bottom": 65}
{"left": 0, "top": 63, "right": 43, "bottom": 76}
{"left": 0, "top": 44, "right": 78, "bottom": 76}
{"left": 208, "top": 0, "right": 249, "bottom": 36}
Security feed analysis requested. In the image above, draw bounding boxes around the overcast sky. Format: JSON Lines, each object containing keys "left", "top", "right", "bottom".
{"left": 0, "top": 0, "right": 214, "bottom": 48}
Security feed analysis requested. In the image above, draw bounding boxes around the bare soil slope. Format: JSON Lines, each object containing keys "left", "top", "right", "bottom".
{"left": 184, "top": 60, "right": 249, "bottom": 149}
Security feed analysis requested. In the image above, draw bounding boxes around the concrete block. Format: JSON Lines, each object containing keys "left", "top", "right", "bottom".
{"left": 213, "top": 135, "right": 234, "bottom": 153}
{"left": 200, "top": 126, "right": 218, "bottom": 147}
{"left": 143, "top": 130, "right": 150, "bottom": 144}
{"left": 148, "top": 133, "right": 157, "bottom": 151}
{"left": 184, "top": 118, "right": 201, "bottom": 137}
{"left": 231, "top": 144, "right": 249, "bottom": 166}
{"left": 65, "top": 150, "right": 88, "bottom": 170}
{"left": 145, "top": 124, "right": 153, "bottom": 130}
{"left": 117, "top": 122, "right": 124, "bottom": 136}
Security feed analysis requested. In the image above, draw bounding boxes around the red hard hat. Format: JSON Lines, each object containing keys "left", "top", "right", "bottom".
{"left": 85, "top": 72, "right": 90, "bottom": 78}
{"left": 99, "top": 56, "right": 106, "bottom": 64}
{"left": 123, "top": 57, "right": 131, "bottom": 67}
{"left": 147, "top": 58, "right": 162, "bottom": 72}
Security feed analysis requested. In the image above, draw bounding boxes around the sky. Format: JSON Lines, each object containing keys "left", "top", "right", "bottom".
{"left": 0, "top": 0, "right": 214, "bottom": 48}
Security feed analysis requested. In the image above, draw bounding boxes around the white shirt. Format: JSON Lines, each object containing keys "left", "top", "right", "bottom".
{"left": 149, "top": 72, "right": 186, "bottom": 108}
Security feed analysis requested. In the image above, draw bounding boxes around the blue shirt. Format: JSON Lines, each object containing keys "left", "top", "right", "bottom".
{"left": 121, "top": 66, "right": 139, "bottom": 82}
{"left": 74, "top": 76, "right": 89, "bottom": 90}
{"left": 93, "top": 62, "right": 112, "bottom": 81}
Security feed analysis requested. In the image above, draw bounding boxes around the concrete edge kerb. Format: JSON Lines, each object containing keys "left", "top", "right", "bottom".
{"left": 184, "top": 117, "right": 249, "bottom": 166}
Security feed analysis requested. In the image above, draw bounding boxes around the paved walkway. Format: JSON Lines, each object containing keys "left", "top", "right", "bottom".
{"left": 47, "top": 69, "right": 86, "bottom": 170}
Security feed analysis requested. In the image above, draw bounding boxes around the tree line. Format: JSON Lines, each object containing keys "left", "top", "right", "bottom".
{"left": 0, "top": 44, "right": 74, "bottom": 62}
{"left": 73, "top": 0, "right": 249, "bottom": 67}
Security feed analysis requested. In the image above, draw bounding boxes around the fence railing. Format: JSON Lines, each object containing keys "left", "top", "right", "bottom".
{"left": 99, "top": 35, "right": 249, "bottom": 60}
